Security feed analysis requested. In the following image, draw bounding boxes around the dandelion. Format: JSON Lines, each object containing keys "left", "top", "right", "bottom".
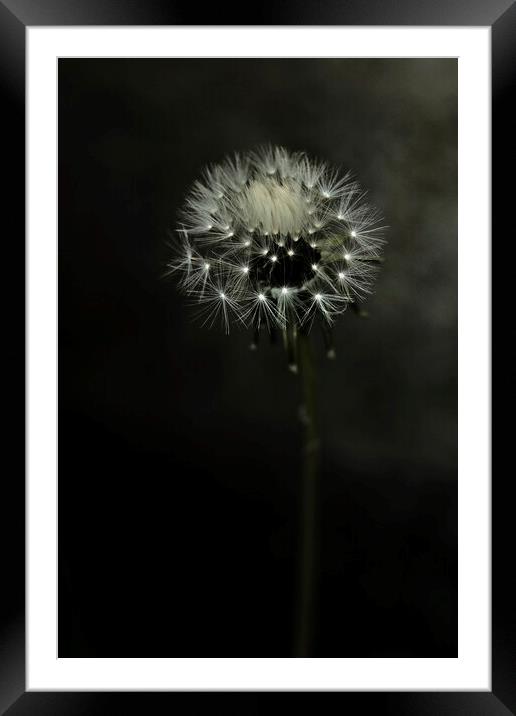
{"left": 169, "top": 146, "right": 386, "bottom": 337}
{"left": 166, "top": 146, "right": 387, "bottom": 656}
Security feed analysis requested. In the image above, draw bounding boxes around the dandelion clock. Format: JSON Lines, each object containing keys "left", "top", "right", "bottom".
{"left": 167, "top": 146, "right": 386, "bottom": 655}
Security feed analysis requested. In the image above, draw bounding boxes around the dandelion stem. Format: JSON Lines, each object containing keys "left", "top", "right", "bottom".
{"left": 294, "top": 329, "right": 320, "bottom": 656}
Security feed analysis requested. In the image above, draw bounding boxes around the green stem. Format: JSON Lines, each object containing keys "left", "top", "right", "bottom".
{"left": 294, "top": 329, "right": 320, "bottom": 656}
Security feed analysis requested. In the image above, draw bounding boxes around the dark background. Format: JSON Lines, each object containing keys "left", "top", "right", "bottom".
{"left": 58, "top": 58, "right": 457, "bottom": 657}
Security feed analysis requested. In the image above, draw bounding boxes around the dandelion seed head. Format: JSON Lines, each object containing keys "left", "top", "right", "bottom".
{"left": 172, "top": 145, "right": 386, "bottom": 332}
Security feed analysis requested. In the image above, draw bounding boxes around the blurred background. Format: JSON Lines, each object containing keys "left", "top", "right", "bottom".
{"left": 58, "top": 58, "right": 457, "bottom": 656}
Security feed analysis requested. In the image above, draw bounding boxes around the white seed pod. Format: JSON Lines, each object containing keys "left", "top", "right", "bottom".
{"left": 169, "top": 146, "right": 386, "bottom": 333}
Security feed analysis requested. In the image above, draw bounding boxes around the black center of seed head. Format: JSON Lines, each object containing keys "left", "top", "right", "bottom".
{"left": 253, "top": 233, "right": 322, "bottom": 289}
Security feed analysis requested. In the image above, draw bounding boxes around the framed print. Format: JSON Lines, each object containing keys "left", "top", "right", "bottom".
{"left": 1, "top": 0, "right": 513, "bottom": 712}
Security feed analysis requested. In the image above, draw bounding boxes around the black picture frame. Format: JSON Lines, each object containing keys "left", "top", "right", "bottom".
{"left": 2, "top": 1, "right": 512, "bottom": 712}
